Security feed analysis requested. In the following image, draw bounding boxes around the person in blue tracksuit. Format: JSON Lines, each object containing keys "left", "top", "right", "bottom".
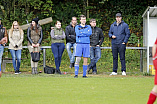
{"left": 74, "top": 15, "right": 92, "bottom": 78}
{"left": 108, "top": 13, "right": 130, "bottom": 76}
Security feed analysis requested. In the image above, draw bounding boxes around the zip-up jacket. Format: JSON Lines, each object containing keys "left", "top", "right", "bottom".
{"left": 65, "top": 24, "right": 76, "bottom": 44}
{"left": 90, "top": 26, "right": 104, "bottom": 46}
{"left": 108, "top": 21, "right": 130, "bottom": 44}
{"left": 75, "top": 24, "right": 92, "bottom": 44}
{"left": 27, "top": 24, "right": 43, "bottom": 46}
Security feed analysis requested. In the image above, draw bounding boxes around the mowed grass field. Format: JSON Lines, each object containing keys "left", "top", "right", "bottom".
{"left": 0, "top": 73, "right": 154, "bottom": 104}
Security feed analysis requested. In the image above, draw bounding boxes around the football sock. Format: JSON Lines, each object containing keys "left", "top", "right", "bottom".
{"left": 147, "top": 91, "right": 157, "bottom": 104}
{"left": 75, "top": 64, "right": 79, "bottom": 75}
{"left": 83, "top": 65, "right": 88, "bottom": 76}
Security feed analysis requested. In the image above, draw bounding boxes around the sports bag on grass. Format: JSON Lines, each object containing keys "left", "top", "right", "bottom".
{"left": 31, "top": 52, "right": 40, "bottom": 62}
{"left": 44, "top": 66, "right": 55, "bottom": 74}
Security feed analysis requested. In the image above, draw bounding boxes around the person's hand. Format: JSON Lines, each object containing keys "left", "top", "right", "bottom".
{"left": 0, "top": 37, "right": 7, "bottom": 44}
{"left": 32, "top": 43, "right": 36, "bottom": 47}
{"left": 112, "top": 35, "right": 116, "bottom": 39}
{"left": 35, "top": 43, "right": 40, "bottom": 47}
{"left": 96, "top": 45, "right": 100, "bottom": 47}
{"left": 122, "top": 42, "right": 125, "bottom": 44}
{"left": 15, "top": 45, "right": 18, "bottom": 48}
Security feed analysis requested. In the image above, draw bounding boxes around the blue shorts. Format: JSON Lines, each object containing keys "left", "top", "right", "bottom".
{"left": 75, "top": 43, "right": 90, "bottom": 57}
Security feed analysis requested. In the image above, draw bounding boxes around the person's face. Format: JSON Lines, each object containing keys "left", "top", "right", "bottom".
{"left": 56, "top": 22, "right": 61, "bottom": 28}
{"left": 116, "top": 16, "right": 122, "bottom": 23}
{"left": 32, "top": 21, "right": 36, "bottom": 26}
{"left": 0, "top": 20, "right": 1, "bottom": 25}
{"left": 71, "top": 17, "right": 77, "bottom": 25}
{"left": 13, "top": 22, "right": 19, "bottom": 29}
{"left": 90, "top": 21, "right": 96, "bottom": 27}
{"left": 80, "top": 17, "right": 86, "bottom": 25}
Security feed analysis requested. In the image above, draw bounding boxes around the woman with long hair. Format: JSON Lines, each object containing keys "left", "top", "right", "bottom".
{"left": 27, "top": 18, "right": 43, "bottom": 74}
{"left": 8, "top": 21, "right": 24, "bottom": 74}
{"left": 50, "top": 21, "right": 65, "bottom": 74}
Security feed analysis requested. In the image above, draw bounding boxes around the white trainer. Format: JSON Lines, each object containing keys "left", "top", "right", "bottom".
{"left": 110, "top": 72, "right": 117, "bottom": 75}
{"left": 122, "top": 71, "right": 126, "bottom": 76}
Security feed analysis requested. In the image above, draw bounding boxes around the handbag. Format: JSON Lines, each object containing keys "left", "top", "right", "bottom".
{"left": 31, "top": 51, "right": 40, "bottom": 62}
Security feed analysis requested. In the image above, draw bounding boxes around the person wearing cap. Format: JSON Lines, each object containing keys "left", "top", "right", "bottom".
{"left": 27, "top": 18, "right": 43, "bottom": 74}
{"left": 108, "top": 13, "right": 130, "bottom": 76}
{"left": 8, "top": 21, "right": 24, "bottom": 74}
{"left": 0, "top": 18, "right": 8, "bottom": 77}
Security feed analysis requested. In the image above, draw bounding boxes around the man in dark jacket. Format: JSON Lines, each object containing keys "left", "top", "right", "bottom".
{"left": 108, "top": 13, "right": 130, "bottom": 76}
{"left": 87, "top": 19, "right": 104, "bottom": 74}
{"left": 65, "top": 17, "right": 77, "bottom": 68}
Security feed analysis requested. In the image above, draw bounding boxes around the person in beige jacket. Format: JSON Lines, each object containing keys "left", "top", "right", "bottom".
{"left": 8, "top": 21, "right": 24, "bottom": 74}
{"left": 27, "top": 18, "right": 43, "bottom": 74}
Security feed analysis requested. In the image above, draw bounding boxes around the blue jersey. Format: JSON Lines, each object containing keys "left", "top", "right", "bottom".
{"left": 75, "top": 24, "right": 92, "bottom": 44}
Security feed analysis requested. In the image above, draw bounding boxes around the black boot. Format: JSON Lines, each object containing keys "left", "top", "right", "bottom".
{"left": 34, "top": 67, "right": 38, "bottom": 74}
{"left": 32, "top": 67, "right": 35, "bottom": 74}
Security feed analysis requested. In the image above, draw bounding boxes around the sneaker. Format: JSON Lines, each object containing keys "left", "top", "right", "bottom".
{"left": 92, "top": 72, "right": 97, "bottom": 75}
{"left": 122, "top": 71, "right": 126, "bottom": 76}
{"left": 69, "top": 63, "right": 73, "bottom": 68}
{"left": 82, "top": 76, "right": 88, "bottom": 78}
{"left": 15, "top": 70, "right": 19, "bottom": 74}
{"left": 74, "top": 75, "right": 78, "bottom": 78}
{"left": 56, "top": 69, "right": 61, "bottom": 74}
{"left": 110, "top": 72, "right": 117, "bottom": 75}
{"left": 18, "top": 70, "right": 21, "bottom": 74}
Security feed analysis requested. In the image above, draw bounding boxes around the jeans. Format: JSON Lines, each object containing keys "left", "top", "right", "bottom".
{"left": 88, "top": 46, "right": 101, "bottom": 72}
{"left": 0, "top": 45, "right": 4, "bottom": 71}
{"left": 51, "top": 43, "right": 65, "bottom": 70}
{"left": 112, "top": 44, "right": 126, "bottom": 72}
{"left": 66, "top": 43, "right": 76, "bottom": 63}
{"left": 10, "top": 49, "right": 21, "bottom": 71}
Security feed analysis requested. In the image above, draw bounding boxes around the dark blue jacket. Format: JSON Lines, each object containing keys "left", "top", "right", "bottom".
{"left": 75, "top": 24, "right": 92, "bottom": 44}
{"left": 108, "top": 21, "right": 130, "bottom": 44}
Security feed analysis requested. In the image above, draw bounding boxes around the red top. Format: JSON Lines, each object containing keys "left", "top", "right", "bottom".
{"left": 154, "top": 38, "right": 157, "bottom": 59}
{"left": 155, "top": 38, "right": 157, "bottom": 44}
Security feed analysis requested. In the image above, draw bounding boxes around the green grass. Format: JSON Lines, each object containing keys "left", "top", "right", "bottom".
{"left": 0, "top": 73, "right": 154, "bottom": 104}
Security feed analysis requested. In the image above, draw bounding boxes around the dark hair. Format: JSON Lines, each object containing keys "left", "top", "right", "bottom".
{"left": 31, "top": 23, "right": 38, "bottom": 33}
{"left": 79, "top": 15, "right": 86, "bottom": 20}
{"left": 90, "top": 19, "right": 96, "bottom": 23}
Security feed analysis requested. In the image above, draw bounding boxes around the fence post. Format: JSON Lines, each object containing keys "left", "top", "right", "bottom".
{"left": 140, "top": 49, "right": 143, "bottom": 72}
{"left": 43, "top": 48, "right": 46, "bottom": 71}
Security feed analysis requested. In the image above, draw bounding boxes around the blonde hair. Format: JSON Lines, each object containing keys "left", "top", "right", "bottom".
{"left": 9, "top": 21, "right": 23, "bottom": 37}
